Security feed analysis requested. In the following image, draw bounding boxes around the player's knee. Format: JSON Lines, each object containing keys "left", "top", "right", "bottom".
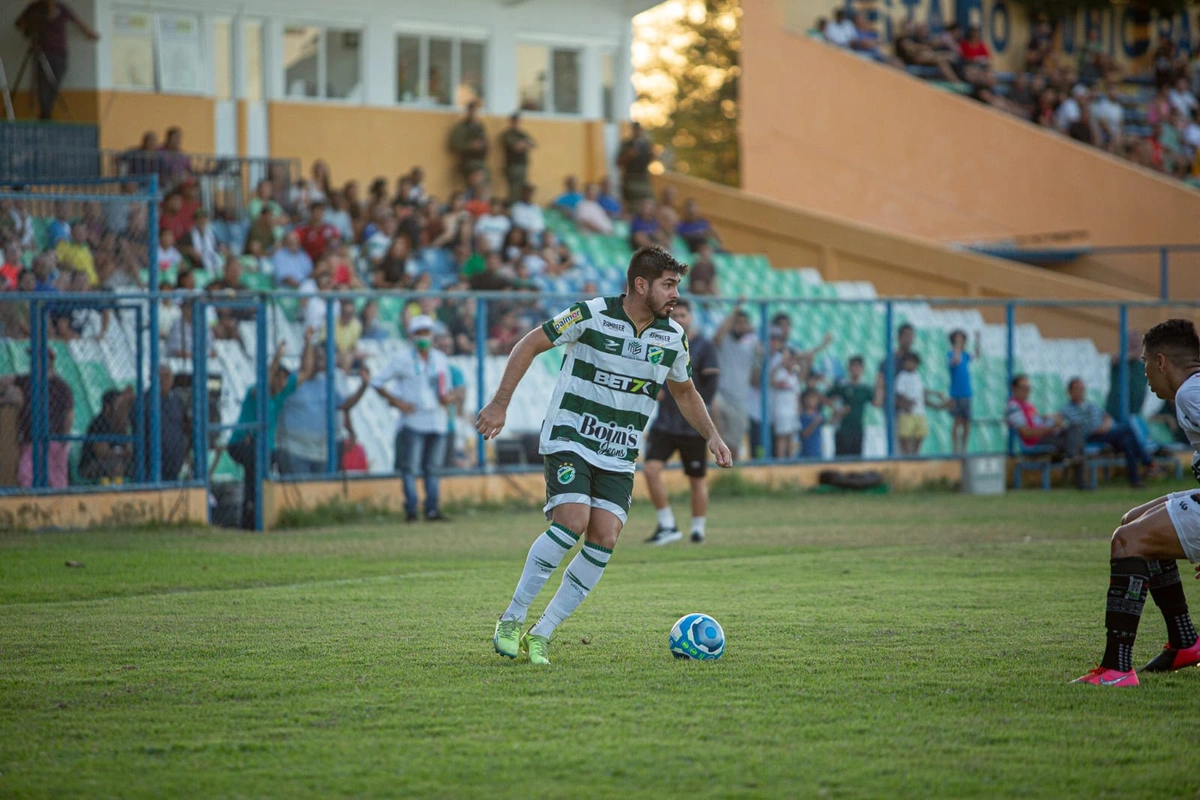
{"left": 644, "top": 460, "right": 663, "bottom": 478}
{"left": 1111, "top": 525, "right": 1144, "bottom": 559}
{"left": 554, "top": 507, "right": 590, "bottom": 537}
{"left": 586, "top": 528, "right": 619, "bottom": 550}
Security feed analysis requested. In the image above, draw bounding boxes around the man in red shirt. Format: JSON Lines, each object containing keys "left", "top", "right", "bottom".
{"left": 296, "top": 202, "right": 341, "bottom": 262}
{"left": 1, "top": 240, "right": 23, "bottom": 289}
{"left": 157, "top": 191, "right": 193, "bottom": 243}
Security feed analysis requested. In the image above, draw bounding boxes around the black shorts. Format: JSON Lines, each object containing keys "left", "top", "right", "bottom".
{"left": 645, "top": 429, "right": 708, "bottom": 478}
{"left": 948, "top": 397, "right": 972, "bottom": 421}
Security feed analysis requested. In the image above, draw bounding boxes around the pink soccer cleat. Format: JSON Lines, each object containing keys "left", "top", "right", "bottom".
{"left": 1140, "top": 639, "right": 1200, "bottom": 673}
{"left": 1072, "top": 666, "right": 1139, "bottom": 687}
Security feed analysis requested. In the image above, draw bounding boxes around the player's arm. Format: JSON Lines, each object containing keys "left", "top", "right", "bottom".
{"left": 475, "top": 326, "right": 556, "bottom": 439}
{"left": 667, "top": 378, "right": 733, "bottom": 468}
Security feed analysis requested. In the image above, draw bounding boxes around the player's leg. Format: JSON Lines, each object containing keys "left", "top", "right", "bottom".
{"left": 1076, "top": 498, "right": 1192, "bottom": 684}
{"left": 526, "top": 470, "right": 633, "bottom": 664}
{"left": 1139, "top": 491, "right": 1200, "bottom": 671}
{"left": 421, "top": 432, "right": 447, "bottom": 520}
{"left": 678, "top": 435, "right": 709, "bottom": 542}
{"left": 395, "top": 427, "right": 420, "bottom": 521}
{"left": 493, "top": 454, "right": 590, "bottom": 658}
{"left": 643, "top": 431, "right": 681, "bottom": 545}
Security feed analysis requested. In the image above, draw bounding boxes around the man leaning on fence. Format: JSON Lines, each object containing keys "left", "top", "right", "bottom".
{"left": 275, "top": 330, "right": 370, "bottom": 476}
{"left": 372, "top": 315, "right": 453, "bottom": 522}
{"left": 228, "top": 341, "right": 295, "bottom": 529}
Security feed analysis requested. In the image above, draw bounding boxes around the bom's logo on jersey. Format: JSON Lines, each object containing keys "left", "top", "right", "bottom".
{"left": 556, "top": 463, "right": 576, "bottom": 484}
{"left": 551, "top": 307, "right": 583, "bottom": 335}
{"left": 594, "top": 369, "right": 655, "bottom": 395}
{"left": 579, "top": 414, "right": 641, "bottom": 454}
{"left": 647, "top": 345, "right": 665, "bottom": 366}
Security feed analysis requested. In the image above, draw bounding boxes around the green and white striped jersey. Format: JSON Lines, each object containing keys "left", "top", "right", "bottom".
{"left": 538, "top": 295, "right": 692, "bottom": 473}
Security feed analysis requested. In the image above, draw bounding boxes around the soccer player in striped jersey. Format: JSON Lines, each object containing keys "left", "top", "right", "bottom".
{"left": 1074, "top": 319, "right": 1200, "bottom": 686}
{"left": 478, "top": 246, "right": 733, "bottom": 665}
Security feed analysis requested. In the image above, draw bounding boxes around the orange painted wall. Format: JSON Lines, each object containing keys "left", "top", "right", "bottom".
{"left": 741, "top": 1, "right": 1200, "bottom": 274}
{"left": 11, "top": 89, "right": 215, "bottom": 154}
{"left": 94, "top": 92, "right": 215, "bottom": 153}
{"left": 268, "top": 103, "right": 607, "bottom": 201}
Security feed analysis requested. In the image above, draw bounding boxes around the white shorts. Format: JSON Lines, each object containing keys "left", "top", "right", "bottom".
{"left": 1166, "top": 489, "right": 1200, "bottom": 563}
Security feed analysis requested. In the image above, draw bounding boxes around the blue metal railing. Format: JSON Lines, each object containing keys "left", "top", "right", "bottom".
{"left": 5, "top": 290, "right": 1200, "bottom": 527}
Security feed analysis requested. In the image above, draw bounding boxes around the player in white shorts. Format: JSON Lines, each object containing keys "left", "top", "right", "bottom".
{"left": 1074, "top": 319, "right": 1200, "bottom": 686}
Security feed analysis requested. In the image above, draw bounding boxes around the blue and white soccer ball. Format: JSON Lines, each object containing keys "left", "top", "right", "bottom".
{"left": 669, "top": 613, "right": 725, "bottom": 661}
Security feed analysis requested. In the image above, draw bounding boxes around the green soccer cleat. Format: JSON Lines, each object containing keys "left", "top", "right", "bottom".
{"left": 522, "top": 632, "right": 552, "bottom": 665}
{"left": 493, "top": 618, "right": 522, "bottom": 659}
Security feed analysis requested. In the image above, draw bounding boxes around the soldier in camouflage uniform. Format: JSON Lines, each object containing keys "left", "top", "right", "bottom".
{"left": 501, "top": 112, "right": 536, "bottom": 204}
{"left": 449, "top": 100, "right": 489, "bottom": 185}
{"left": 616, "top": 122, "right": 655, "bottom": 207}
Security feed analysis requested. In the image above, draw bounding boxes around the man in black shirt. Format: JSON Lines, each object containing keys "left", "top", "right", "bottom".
{"left": 643, "top": 299, "right": 720, "bottom": 544}
{"left": 79, "top": 387, "right": 133, "bottom": 483}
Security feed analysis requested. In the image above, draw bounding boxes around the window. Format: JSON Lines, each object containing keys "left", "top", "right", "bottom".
{"left": 284, "top": 25, "right": 362, "bottom": 101}
{"left": 155, "top": 14, "right": 203, "bottom": 93}
{"left": 111, "top": 10, "right": 155, "bottom": 89}
{"left": 395, "top": 33, "right": 488, "bottom": 107}
{"left": 244, "top": 21, "right": 265, "bottom": 102}
{"left": 517, "top": 44, "right": 581, "bottom": 115}
{"left": 600, "top": 51, "right": 615, "bottom": 122}
{"left": 213, "top": 19, "right": 232, "bottom": 101}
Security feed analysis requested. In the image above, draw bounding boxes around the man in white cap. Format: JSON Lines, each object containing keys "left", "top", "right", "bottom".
{"left": 372, "top": 315, "right": 453, "bottom": 521}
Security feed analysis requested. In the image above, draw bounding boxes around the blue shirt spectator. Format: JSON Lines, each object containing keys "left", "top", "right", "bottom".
{"left": 799, "top": 411, "right": 823, "bottom": 458}
{"left": 948, "top": 350, "right": 972, "bottom": 398}
{"left": 552, "top": 177, "right": 583, "bottom": 212}
{"left": 597, "top": 180, "right": 622, "bottom": 217}
{"left": 272, "top": 232, "right": 314, "bottom": 288}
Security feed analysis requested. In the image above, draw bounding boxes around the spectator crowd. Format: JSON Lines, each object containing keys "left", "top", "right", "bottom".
{"left": 814, "top": 9, "right": 1200, "bottom": 182}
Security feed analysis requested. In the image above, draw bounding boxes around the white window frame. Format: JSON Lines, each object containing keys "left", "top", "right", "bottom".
{"left": 515, "top": 38, "right": 590, "bottom": 118}
{"left": 110, "top": 6, "right": 207, "bottom": 95}
{"left": 281, "top": 22, "right": 364, "bottom": 104}
{"left": 394, "top": 25, "right": 490, "bottom": 110}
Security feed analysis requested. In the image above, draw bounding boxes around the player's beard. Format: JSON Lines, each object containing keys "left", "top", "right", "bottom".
{"left": 649, "top": 295, "right": 675, "bottom": 320}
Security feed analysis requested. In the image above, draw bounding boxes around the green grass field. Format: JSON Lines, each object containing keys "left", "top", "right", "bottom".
{"left": 4, "top": 486, "right": 1200, "bottom": 798}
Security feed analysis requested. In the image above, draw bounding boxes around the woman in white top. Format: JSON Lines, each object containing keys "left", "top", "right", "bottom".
{"left": 771, "top": 349, "right": 802, "bottom": 459}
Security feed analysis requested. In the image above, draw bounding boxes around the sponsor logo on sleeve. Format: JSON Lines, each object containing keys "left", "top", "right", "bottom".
{"left": 551, "top": 307, "right": 583, "bottom": 334}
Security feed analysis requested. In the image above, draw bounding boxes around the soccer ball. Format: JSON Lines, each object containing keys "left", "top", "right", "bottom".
{"left": 669, "top": 613, "right": 725, "bottom": 660}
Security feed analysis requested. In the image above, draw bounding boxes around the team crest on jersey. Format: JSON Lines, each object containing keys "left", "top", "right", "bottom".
{"left": 647, "top": 345, "right": 664, "bottom": 365}
{"left": 556, "top": 463, "right": 577, "bottom": 484}
{"left": 552, "top": 307, "right": 583, "bottom": 334}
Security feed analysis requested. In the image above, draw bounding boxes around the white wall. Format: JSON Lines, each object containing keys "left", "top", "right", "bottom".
{"left": 78, "top": 0, "right": 635, "bottom": 121}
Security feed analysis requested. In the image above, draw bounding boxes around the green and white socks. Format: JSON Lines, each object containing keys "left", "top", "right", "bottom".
{"left": 529, "top": 541, "right": 612, "bottom": 638}
{"left": 502, "top": 523, "right": 580, "bottom": 622}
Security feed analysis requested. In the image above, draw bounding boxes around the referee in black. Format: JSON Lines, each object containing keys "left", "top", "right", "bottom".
{"left": 643, "top": 298, "right": 721, "bottom": 545}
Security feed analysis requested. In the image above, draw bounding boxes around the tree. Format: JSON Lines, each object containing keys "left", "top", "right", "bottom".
{"left": 632, "top": 0, "right": 741, "bottom": 187}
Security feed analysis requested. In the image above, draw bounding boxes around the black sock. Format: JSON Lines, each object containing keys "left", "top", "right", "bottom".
{"left": 1148, "top": 559, "right": 1199, "bottom": 650}
{"left": 1102, "top": 557, "right": 1150, "bottom": 672}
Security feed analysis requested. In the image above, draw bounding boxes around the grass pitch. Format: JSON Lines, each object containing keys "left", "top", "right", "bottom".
{"left": 4, "top": 487, "right": 1200, "bottom": 798}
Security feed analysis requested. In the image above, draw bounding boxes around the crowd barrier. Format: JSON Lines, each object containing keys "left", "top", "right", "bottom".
{"left": 3, "top": 284, "right": 1197, "bottom": 529}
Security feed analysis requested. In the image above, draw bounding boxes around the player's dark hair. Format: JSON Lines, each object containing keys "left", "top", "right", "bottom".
{"left": 1067, "top": 376, "right": 1083, "bottom": 390}
{"left": 626, "top": 246, "right": 688, "bottom": 292}
{"left": 849, "top": 355, "right": 864, "bottom": 367}
{"left": 949, "top": 329, "right": 966, "bottom": 344}
{"left": 1142, "top": 319, "right": 1199, "bottom": 367}
{"left": 898, "top": 323, "right": 914, "bottom": 335}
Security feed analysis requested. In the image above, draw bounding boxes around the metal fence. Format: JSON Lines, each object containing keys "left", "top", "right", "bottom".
{"left": 0, "top": 148, "right": 300, "bottom": 220}
{"left": 3, "top": 286, "right": 1197, "bottom": 528}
